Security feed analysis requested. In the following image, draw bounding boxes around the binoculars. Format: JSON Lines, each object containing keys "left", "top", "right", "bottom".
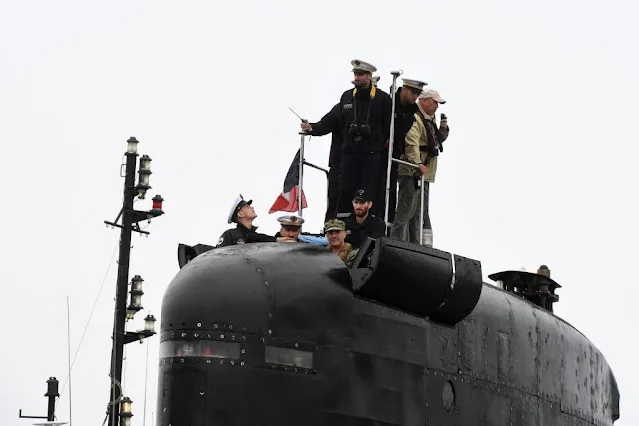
{"left": 349, "top": 123, "right": 372, "bottom": 143}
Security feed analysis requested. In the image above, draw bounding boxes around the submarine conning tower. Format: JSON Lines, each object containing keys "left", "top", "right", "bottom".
{"left": 488, "top": 264, "right": 561, "bottom": 312}
{"left": 168, "top": 236, "right": 485, "bottom": 331}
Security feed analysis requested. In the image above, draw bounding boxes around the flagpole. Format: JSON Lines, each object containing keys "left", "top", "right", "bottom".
{"left": 298, "top": 132, "right": 305, "bottom": 217}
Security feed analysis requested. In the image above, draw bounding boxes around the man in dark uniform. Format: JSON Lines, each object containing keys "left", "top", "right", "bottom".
{"left": 376, "top": 78, "right": 427, "bottom": 230}
{"left": 344, "top": 189, "right": 387, "bottom": 249}
{"left": 216, "top": 195, "right": 295, "bottom": 247}
{"left": 301, "top": 59, "right": 392, "bottom": 220}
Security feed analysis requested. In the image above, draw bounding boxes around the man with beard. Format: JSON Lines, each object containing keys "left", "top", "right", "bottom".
{"left": 216, "top": 195, "right": 296, "bottom": 247}
{"left": 344, "top": 189, "right": 386, "bottom": 249}
{"left": 390, "top": 88, "right": 449, "bottom": 247}
{"left": 303, "top": 73, "right": 381, "bottom": 221}
{"left": 376, "top": 78, "right": 427, "bottom": 228}
{"left": 301, "top": 59, "right": 392, "bottom": 220}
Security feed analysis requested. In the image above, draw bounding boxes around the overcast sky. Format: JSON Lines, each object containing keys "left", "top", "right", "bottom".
{"left": 2, "top": 0, "right": 637, "bottom": 425}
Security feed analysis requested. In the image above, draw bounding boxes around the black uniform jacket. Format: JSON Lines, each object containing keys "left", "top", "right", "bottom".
{"left": 392, "top": 88, "right": 420, "bottom": 158}
{"left": 308, "top": 102, "right": 343, "bottom": 169}
{"left": 216, "top": 224, "right": 276, "bottom": 248}
{"left": 310, "top": 85, "right": 392, "bottom": 154}
{"left": 344, "top": 213, "right": 387, "bottom": 249}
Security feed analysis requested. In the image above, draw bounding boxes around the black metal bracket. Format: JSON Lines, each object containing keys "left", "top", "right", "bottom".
{"left": 123, "top": 329, "right": 156, "bottom": 345}
{"left": 104, "top": 209, "right": 163, "bottom": 236}
{"left": 130, "top": 209, "right": 155, "bottom": 224}
{"left": 18, "top": 409, "right": 47, "bottom": 419}
{"left": 104, "top": 220, "right": 150, "bottom": 235}
{"left": 302, "top": 160, "right": 329, "bottom": 176}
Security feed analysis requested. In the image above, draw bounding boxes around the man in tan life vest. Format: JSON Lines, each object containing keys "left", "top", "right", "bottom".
{"left": 389, "top": 89, "right": 449, "bottom": 247}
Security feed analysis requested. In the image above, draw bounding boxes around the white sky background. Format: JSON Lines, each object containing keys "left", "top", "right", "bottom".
{"left": 1, "top": 0, "right": 637, "bottom": 424}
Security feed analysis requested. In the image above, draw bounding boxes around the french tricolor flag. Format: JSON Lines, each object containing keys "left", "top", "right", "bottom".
{"left": 268, "top": 149, "right": 308, "bottom": 214}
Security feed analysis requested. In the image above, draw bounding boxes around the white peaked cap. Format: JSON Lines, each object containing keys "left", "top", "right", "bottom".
{"left": 227, "top": 194, "right": 252, "bottom": 224}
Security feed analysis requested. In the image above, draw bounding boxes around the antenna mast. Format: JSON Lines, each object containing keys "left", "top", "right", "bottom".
{"left": 103, "top": 137, "right": 165, "bottom": 426}
{"left": 66, "top": 297, "right": 73, "bottom": 426}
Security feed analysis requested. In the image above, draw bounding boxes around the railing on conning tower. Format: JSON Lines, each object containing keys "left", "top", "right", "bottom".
{"left": 296, "top": 131, "right": 329, "bottom": 218}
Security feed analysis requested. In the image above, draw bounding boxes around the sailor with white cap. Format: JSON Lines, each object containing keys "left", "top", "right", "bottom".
{"left": 226, "top": 194, "right": 253, "bottom": 224}
{"left": 300, "top": 58, "right": 392, "bottom": 220}
{"left": 273, "top": 214, "right": 329, "bottom": 246}
{"left": 390, "top": 87, "right": 449, "bottom": 247}
{"left": 216, "top": 195, "right": 296, "bottom": 247}
{"left": 402, "top": 78, "right": 427, "bottom": 91}
{"left": 277, "top": 214, "right": 305, "bottom": 227}
{"left": 276, "top": 214, "right": 305, "bottom": 240}
{"left": 375, "top": 77, "right": 428, "bottom": 227}
{"left": 350, "top": 59, "right": 377, "bottom": 74}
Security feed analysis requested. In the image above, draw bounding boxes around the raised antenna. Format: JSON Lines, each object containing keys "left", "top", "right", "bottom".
{"left": 66, "top": 297, "right": 73, "bottom": 426}
{"left": 287, "top": 106, "right": 308, "bottom": 123}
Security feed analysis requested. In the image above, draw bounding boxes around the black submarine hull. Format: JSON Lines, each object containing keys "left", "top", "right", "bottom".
{"left": 157, "top": 239, "right": 619, "bottom": 425}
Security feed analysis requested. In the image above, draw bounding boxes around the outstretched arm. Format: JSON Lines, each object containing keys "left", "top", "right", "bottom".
{"left": 303, "top": 103, "right": 341, "bottom": 136}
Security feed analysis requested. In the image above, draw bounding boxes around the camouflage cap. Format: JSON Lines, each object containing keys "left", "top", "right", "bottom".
{"left": 324, "top": 219, "right": 346, "bottom": 232}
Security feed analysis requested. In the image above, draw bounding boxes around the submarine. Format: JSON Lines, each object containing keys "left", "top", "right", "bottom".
{"left": 155, "top": 236, "right": 620, "bottom": 425}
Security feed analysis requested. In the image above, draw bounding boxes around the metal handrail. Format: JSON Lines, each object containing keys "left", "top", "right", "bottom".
{"left": 297, "top": 133, "right": 330, "bottom": 219}
{"left": 390, "top": 157, "right": 425, "bottom": 245}
{"left": 298, "top": 133, "right": 305, "bottom": 216}
{"left": 384, "top": 70, "right": 403, "bottom": 229}
{"left": 302, "top": 160, "right": 328, "bottom": 174}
